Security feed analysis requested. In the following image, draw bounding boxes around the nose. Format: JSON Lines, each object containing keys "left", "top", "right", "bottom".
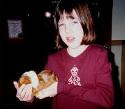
{"left": 65, "top": 23, "right": 70, "bottom": 33}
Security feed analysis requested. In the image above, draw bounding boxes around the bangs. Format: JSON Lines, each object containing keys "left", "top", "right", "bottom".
{"left": 55, "top": 0, "right": 79, "bottom": 24}
{"left": 55, "top": 8, "right": 74, "bottom": 24}
{"left": 59, "top": 10, "right": 78, "bottom": 23}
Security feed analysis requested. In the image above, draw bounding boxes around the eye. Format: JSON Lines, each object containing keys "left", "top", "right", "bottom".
{"left": 72, "top": 20, "right": 79, "bottom": 24}
{"left": 58, "top": 23, "right": 64, "bottom": 27}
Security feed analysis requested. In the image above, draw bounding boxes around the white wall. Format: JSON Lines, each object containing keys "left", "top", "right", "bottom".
{"left": 112, "top": 0, "right": 125, "bottom": 40}
{"left": 111, "top": 45, "right": 122, "bottom": 85}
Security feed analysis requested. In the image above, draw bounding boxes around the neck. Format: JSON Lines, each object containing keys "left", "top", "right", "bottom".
{"left": 67, "top": 45, "right": 89, "bottom": 57}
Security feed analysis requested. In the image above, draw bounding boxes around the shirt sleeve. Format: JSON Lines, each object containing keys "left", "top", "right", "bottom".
{"left": 58, "top": 49, "right": 114, "bottom": 108}
{"left": 44, "top": 55, "right": 56, "bottom": 72}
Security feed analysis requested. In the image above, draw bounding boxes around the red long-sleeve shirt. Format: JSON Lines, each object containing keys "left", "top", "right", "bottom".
{"left": 45, "top": 44, "right": 114, "bottom": 109}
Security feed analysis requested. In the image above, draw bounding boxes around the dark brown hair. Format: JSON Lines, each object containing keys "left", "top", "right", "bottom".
{"left": 54, "top": 0, "right": 96, "bottom": 49}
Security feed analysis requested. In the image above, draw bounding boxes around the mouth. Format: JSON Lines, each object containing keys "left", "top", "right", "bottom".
{"left": 66, "top": 37, "right": 75, "bottom": 43}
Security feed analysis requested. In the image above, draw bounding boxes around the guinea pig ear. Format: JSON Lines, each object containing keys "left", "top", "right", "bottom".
{"left": 18, "top": 75, "right": 31, "bottom": 87}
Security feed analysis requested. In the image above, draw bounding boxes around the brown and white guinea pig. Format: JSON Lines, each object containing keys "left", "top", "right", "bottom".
{"left": 18, "top": 69, "right": 58, "bottom": 97}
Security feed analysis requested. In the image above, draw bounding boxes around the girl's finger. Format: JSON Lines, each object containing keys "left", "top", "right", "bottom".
{"left": 17, "top": 84, "right": 26, "bottom": 95}
{"left": 23, "top": 84, "right": 32, "bottom": 98}
{"left": 13, "top": 81, "right": 19, "bottom": 90}
{"left": 20, "top": 84, "right": 32, "bottom": 99}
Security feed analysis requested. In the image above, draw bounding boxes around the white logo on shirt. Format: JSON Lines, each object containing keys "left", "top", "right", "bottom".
{"left": 68, "top": 66, "right": 82, "bottom": 86}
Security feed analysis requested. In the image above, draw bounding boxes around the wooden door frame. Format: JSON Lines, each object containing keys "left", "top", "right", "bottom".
{"left": 111, "top": 40, "right": 125, "bottom": 101}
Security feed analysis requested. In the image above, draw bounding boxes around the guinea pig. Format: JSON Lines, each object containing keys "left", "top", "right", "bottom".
{"left": 18, "top": 69, "right": 58, "bottom": 97}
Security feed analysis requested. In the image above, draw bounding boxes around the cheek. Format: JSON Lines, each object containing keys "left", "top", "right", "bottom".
{"left": 59, "top": 29, "right": 64, "bottom": 36}
{"left": 74, "top": 28, "right": 84, "bottom": 39}
{"left": 73, "top": 25, "right": 83, "bottom": 35}
{"left": 59, "top": 32, "right": 66, "bottom": 43}
{"left": 59, "top": 30, "right": 66, "bottom": 40}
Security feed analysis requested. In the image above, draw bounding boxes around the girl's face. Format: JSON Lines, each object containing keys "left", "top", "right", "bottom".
{"left": 58, "top": 9, "right": 84, "bottom": 49}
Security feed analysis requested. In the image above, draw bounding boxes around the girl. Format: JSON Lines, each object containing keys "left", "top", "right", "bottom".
{"left": 13, "top": 0, "right": 114, "bottom": 109}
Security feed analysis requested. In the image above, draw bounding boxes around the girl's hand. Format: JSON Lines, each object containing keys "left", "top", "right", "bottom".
{"left": 13, "top": 81, "right": 34, "bottom": 102}
{"left": 36, "top": 82, "right": 58, "bottom": 99}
